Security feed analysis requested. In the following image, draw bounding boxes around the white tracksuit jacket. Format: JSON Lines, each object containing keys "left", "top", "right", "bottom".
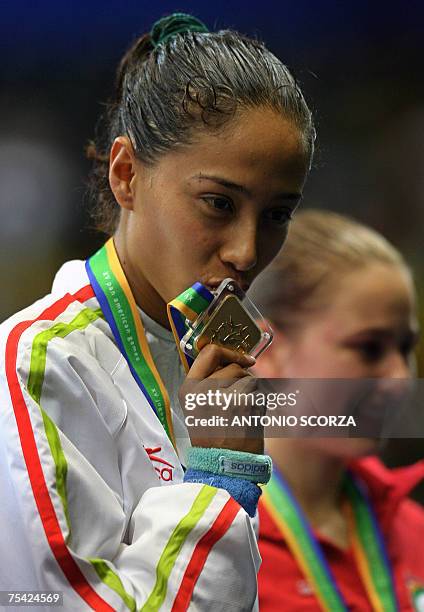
{"left": 0, "top": 259, "right": 261, "bottom": 611}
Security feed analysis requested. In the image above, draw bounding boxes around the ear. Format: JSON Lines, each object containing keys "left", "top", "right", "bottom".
{"left": 109, "top": 136, "right": 138, "bottom": 211}
{"left": 253, "top": 329, "right": 290, "bottom": 378}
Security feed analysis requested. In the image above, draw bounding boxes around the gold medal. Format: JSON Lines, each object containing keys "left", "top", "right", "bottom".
{"left": 194, "top": 294, "right": 262, "bottom": 354}
{"left": 180, "top": 278, "right": 273, "bottom": 360}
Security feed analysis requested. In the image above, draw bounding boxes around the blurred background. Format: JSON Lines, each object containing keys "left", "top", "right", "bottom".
{"left": 1, "top": 1, "right": 423, "bottom": 493}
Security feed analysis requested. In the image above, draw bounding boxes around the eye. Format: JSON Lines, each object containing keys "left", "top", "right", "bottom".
{"left": 356, "top": 341, "right": 385, "bottom": 362}
{"left": 399, "top": 332, "right": 419, "bottom": 359}
{"left": 201, "top": 196, "right": 233, "bottom": 213}
{"left": 400, "top": 341, "right": 412, "bottom": 359}
{"left": 263, "top": 207, "right": 293, "bottom": 226}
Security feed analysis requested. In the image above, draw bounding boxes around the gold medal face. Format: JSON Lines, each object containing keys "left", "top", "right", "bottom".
{"left": 194, "top": 294, "right": 262, "bottom": 354}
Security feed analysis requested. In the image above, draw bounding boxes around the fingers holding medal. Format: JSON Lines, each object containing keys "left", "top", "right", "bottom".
{"left": 179, "top": 344, "right": 265, "bottom": 454}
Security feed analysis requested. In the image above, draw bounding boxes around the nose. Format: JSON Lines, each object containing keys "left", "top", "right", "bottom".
{"left": 381, "top": 350, "right": 411, "bottom": 379}
{"left": 373, "top": 351, "right": 412, "bottom": 412}
{"left": 219, "top": 219, "right": 258, "bottom": 273}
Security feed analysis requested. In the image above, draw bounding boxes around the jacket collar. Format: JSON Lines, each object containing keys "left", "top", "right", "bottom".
{"left": 349, "top": 456, "right": 424, "bottom": 532}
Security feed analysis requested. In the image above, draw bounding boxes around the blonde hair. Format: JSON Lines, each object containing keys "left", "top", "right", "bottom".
{"left": 250, "top": 209, "right": 408, "bottom": 330}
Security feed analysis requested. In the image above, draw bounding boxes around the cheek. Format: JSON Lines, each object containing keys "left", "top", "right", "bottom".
{"left": 286, "top": 342, "right": 332, "bottom": 377}
{"left": 256, "top": 227, "right": 289, "bottom": 272}
{"left": 285, "top": 344, "right": 351, "bottom": 378}
{"left": 181, "top": 225, "right": 222, "bottom": 267}
{"left": 149, "top": 204, "right": 217, "bottom": 260}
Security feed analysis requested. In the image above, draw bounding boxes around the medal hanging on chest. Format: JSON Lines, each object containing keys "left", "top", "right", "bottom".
{"left": 261, "top": 466, "right": 399, "bottom": 612}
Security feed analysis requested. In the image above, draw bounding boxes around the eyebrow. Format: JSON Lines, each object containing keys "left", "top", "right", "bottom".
{"left": 347, "top": 327, "right": 420, "bottom": 344}
{"left": 189, "top": 173, "right": 302, "bottom": 201}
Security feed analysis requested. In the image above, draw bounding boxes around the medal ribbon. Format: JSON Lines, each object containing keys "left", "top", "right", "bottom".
{"left": 343, "top": 474, "right": 398, "bottom": 612}
{"left": 167, "top": 284, "right": 214, "bottom": 372}
{"left": 261, "top": 466, "right": 398, "bottom": 612}
{"left": 86, "top": 238, "right": 214, "bottom": 448}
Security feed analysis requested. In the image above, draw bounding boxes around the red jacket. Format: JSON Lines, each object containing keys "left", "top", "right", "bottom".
{"left": 258, "top": 457, "right": 424, "bottom": 611}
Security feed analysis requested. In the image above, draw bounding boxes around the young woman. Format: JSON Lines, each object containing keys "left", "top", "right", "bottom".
{"left": 251, "top": 210, "right": 424, "bottom": 611}
{"left": 0, "top": 12, "right": 314, "bottom": 611}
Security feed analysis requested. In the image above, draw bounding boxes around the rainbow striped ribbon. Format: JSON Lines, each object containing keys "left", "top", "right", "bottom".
{"left": 167, "top": 283, "right": 214, "bottom": 372}
{"left": 343, "top": 474, "right": 398, "bottom": 612}
{"left": 85, "top": 239, "right": 214, "bottom": 449}
{"left": 261, "top": 466, "right": 398, "bottom": 612}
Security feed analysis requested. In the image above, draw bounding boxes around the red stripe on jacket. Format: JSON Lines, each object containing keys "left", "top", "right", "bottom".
{"left": 5, "top": 285, "right": 115, "bottom": 611}
{"left": 172, "top": 497, "right": 241, "bottom": 612}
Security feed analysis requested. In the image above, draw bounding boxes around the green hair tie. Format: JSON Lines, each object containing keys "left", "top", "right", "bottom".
{"left": 150, "top": 12, "right": 209, "bottom": 49}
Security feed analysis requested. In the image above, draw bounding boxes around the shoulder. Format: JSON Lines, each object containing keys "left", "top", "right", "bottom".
{"left": 0, "top": 260, "right": 131, "bottom": 447}
{"left": 1, "top": 283, "right": 97, "bottom": 373}
{"left": 1, "top": 259, "right": 120, "bottom": 375}
{"left": 0, "top": 258, "right": 124, "bottom": 412}
{"left": 0, "top": 258, "right": 91, "bottom": 341}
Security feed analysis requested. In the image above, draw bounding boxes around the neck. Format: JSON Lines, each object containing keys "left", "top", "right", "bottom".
{"left": 113, "top": 232, "right": 171, "bottom": 329}
{"left": 266, "top": 438, "right": 346, "bottom": 527}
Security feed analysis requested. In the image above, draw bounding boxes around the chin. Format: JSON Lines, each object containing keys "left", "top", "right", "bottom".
{"left": 341, "top": 437, "right": 380, "bottom": 459}
{"left": 312, "top": 437, "right": 380, "bottom": 460}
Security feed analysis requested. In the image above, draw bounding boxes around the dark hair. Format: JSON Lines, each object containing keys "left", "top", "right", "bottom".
{"left": 87, "top": 14, "right": 315, "bottom": 235}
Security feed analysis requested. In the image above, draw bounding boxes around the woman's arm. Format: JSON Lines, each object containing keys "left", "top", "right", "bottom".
{"left": 0, "top": 292, "right": 260, "bottom": 611}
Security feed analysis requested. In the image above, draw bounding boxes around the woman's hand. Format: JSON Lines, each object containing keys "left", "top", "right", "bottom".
{"left": 179, "top": 344, "right": 265, "bottom": 454}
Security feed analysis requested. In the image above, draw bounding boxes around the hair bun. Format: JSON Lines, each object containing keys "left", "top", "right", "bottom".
{"left": 150, "top": 13, "right": 209, "bottom": 48}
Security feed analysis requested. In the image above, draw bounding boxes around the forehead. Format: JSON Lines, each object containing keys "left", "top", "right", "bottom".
{"left": 213, "top": 106, "right": 307, "bottom": 163}
{"left": 153, "top": 106, "right": 309, "bottom": 192}
{"left": 327, "top": 263, "right": 417, "bottom": 332}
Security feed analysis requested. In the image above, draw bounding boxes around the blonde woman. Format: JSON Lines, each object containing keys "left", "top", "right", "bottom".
{"left": 251, "top": 210, "right": 424, "bottom": 611}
